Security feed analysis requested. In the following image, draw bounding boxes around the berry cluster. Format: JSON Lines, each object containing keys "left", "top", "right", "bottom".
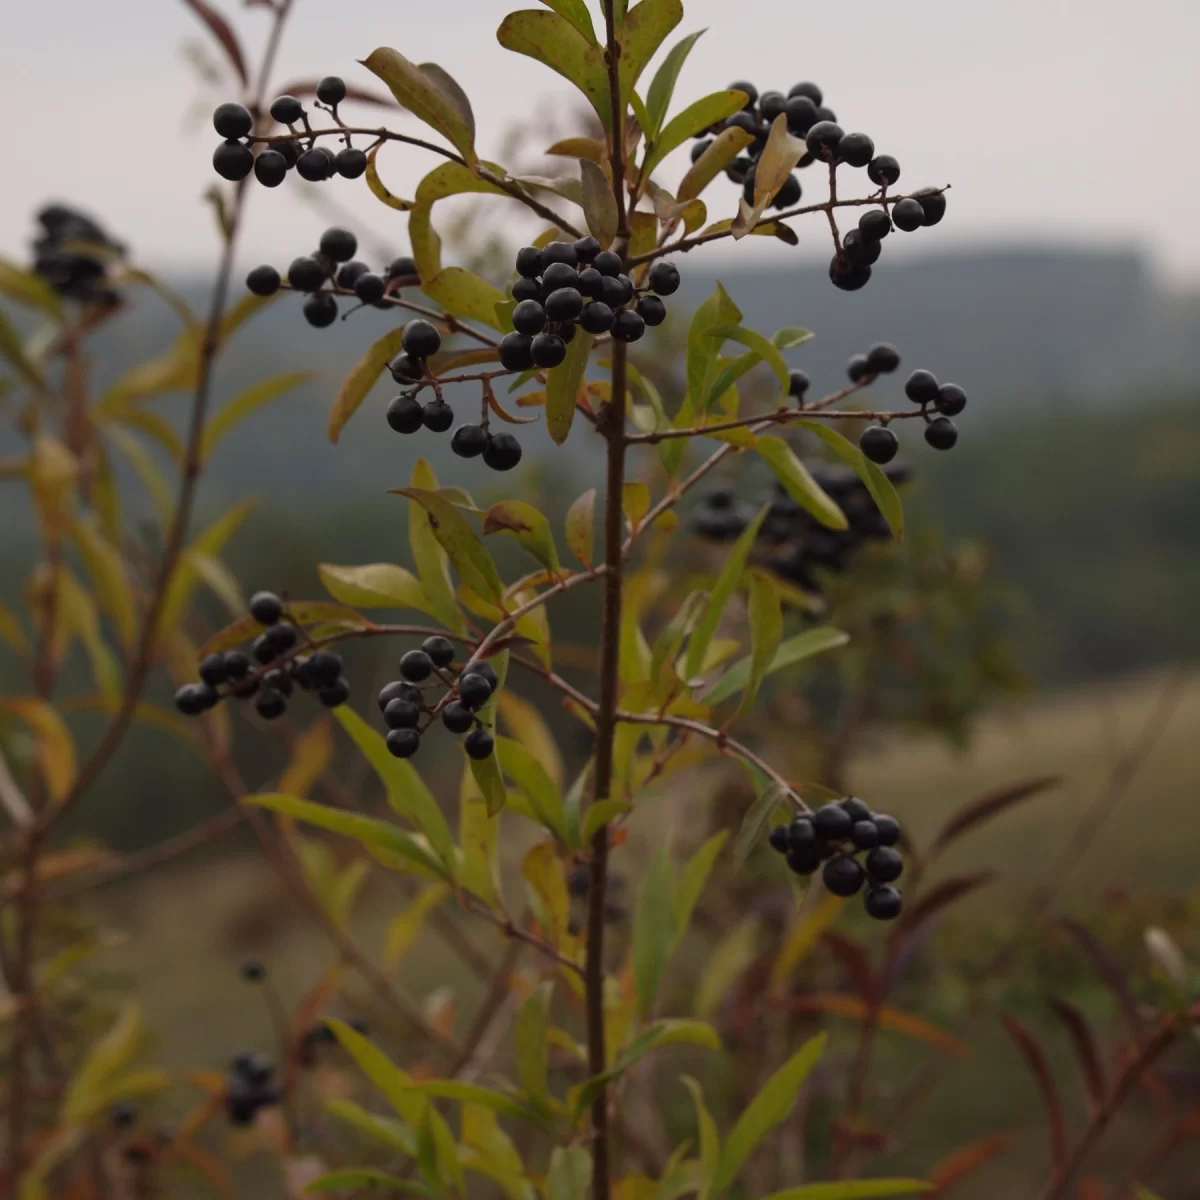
{"left": 210, "top": 81, "right": 368, "bottom": 188}
{"left": 225, "top": 1051, "right": 279, "bottom": 1126}
{"left": 174, "top": 591, "right": 350, "bottom": 721}
{"left": 768, "top": 797, "right": 904, "bottom": 920}
{"left": 859, "top": 368, "right": 968, "bottom": 462}
{"left": 692, "top": 80, "right": 945, "bottom": 291}
{"left": 502, "top": 237, "right": 680, "bottom": 366}
{"left": 30, "top": 204, "right": 125, "bottom": 306}
{"left": 375, "top": 640, "right": 500, "bottom": 761}
{"left": 244, "top": 224, "right": 420, "bottom": 329}
{"left": 693, "top": 465, "right": 907, "bottom": 596}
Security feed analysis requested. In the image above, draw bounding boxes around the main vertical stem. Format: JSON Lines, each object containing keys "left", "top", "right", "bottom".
{"left": 586, "top": 7, "right": 630, "bottom": 1200}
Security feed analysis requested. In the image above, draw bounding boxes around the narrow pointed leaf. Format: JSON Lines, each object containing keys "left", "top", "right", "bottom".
{"left": 643, "top": 89, "right": 746, "bottom": 180}
{"left": 395, "top": 487, "right": 504, "bottom": 603}
{"left": 546, "top": 328, "right": 592, "bottom": 444}
{"left": 644, "top": 28, "right": 705, "bottom": 136}
{"left": 1001, "top": 1014, "right": 1066, "bottom": 1174}
{"left": 484, "top": 501, "right": 561, "bottom": 570}
{"left": 565, "top": 489, "right": 595, "bottom": 566}
{"left": 318, "top": 563, "right": 434, "bottom": 613}
{"left": 704, "top": 626, "right": 849, "bottom": 706}
{"left": 678, "top": 126, "right": 754, "bottom": 201}
{"left": 329, "top": 327, "right": 407, "bottom": 443}
{"left": 759, "top": 1183, "right": 931, "bottom": 1199}
{"left": 797, "top": 419, "right": 904, "bottom": 540}
{"left": 756, "top": 436, "right": 847, "bottom": 530}
{"left": 202, "top": 371, "right": 312, "bottom": 460}
{"left": 617, "top": 0, "right": 684, "bottom": 115}
{"left": 580, "top": 159, "right": 618, "bottom": 246}
{"left": 735, "top": 571, "right": 782, "bottom": 719}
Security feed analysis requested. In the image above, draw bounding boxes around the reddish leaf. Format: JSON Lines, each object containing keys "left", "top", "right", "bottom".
{"left": 1003, "top": 1013, "right": 1066, "bottom": 1174}
{"left": 822, "top": 930, "right": 877, "bottom": 1001}
{"left": 929, "top": 775, "right": 1062, "bottom": 854}
{"left": 929, "top": 1132, "right": 1014, "bottom": 1194}
{"left": 894, "top": 871, "right": 996, "bottom": 941}
{"left": 1057, "top": 918, "right": 1142, "bottom": 1037}
{"left": 271, "top": 79, "right": 399, "bottom": 109}
{"left": 182, "top": 0, "right": 247, "bottom": 86}
{"left": 789, "top": 993, "right": 969, "bottom": 1056}
{"left": 1049, "top": 995, "right": 1107, "bottom": 1111}
{"left": 1075, "top": 1179, "right": 1105, "bottom": 1200}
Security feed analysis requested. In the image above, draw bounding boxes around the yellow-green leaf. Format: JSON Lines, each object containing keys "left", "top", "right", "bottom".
{"left": 755, "top": 436, "right": 847, "bottom": 530}
{"left": 365, "top": 143, "right": 414, "bottom": 210}
{"left": 735, "top": 571, "right": 782, "bottom": 719}
{"left": 686, "top": 283, "right": 742, "bottom": 412}
{"left": 361, "top": 47, "right": 477, "bottom": 165}
{"left": 408, "top": 458, "right": 467, "bottom": 635}
{"left": 546, "top": 328, "right": 592, "bottom": 444}
{"left": 200, "top": 601, "right": 372, "bottom": 656}
{"left": 672, "top": 831, "right": 728, "bottom": 952}
{"left": 395, "top": 487, "right": 505, "bottom": 604}
{"left": 771, "top": 894, "right": 844, "bottom": 988}
{"left": 580, "top": 159, "right": 618, "bottom": 246}
{"left": 706, "top": 323, "right": 791, "bottom": 396}
{"left": 515, "top": 981, "right": 554, "bottom": 1109}
{"left": 469, "top": 746, "right": 508, "bottom": 817}
{"left": 62, "top": 1001, "right": 144, "bottom": 1123}
{"left": 704, "top": 626, "right": 849, "bottom": 706}
{"left": 328, "top": 326, "right": 406, "bottom": 443}
{"left": 318, "top": 562, "right": 433, "bottom": 613}
{"left": 797, "top": 419, "right": 904, "bottom": 540}
{"left": 547, "top": 1145, "right": 592, "bottom": 1200}
{"left": 0, "top": 257, "right": 63, "bottom": 318}
{"left": 496, "top": 736, "right": 567, "bottom": 842}
{"left": 644, "top": 28, "right": 706, "bottom": 138}
{"left": 617, "top": 0, "right": 684, "bottom": 116}
{"left": 0, "top": 697, "right": 77, "bottom": 804}
{"left": 306, "top": 1170, "right": 425, "bottom": 1195}
{"left": 643, "top": 89, "right": 746, "bottom": 180}
{"left": 202, "top": 370, "right": 312, "bottom": 461}
{"left": 483, "top": 500, "right": 561, "bottom": 571}
{"left": 633, "top": 843, "right": 677, "bottom": 1019}
{"left": 760, "top": 1183, "right": 932, "bottom": 1200}
{"left": 384, "top": 883, "right": 450, "bottom": 969}
{"left": 67, "top": 514, "right": 137, "bottom": 649}
{"left": 678, "top": 126, "right": 754, "bottom": 202}
{"left": 565, "top": 488, "right": 595, "bottom": 567}
{"left": 425, "top": 266, "right": 510, "bottom": 329}
{"left": 695, "top": 918, "right": 759, "bottom": 1019}
{"left": 683, "top": 1077, "right": 720, "bottom": 1200}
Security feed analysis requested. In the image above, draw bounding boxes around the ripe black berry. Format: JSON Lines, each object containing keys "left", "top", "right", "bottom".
{"left": 224, "top": 651, "right": 252, "bottom": 679}
{"left": 307, "top": 651, "right": 343, "bottom": 686}
{"left": 296, "top": 148, "right": 332, "bottom": 182}
{"left": 458, "top": 672, "right": 494, "bottom": 711}
{"left": 400, "top": 649, "right": 434, "bottom": 682}
{"left": 768, "top": 825, "right": 791, "bottom": 853}
{"left": 593, "top": 250, "right": 622, "bottom": 277}
{"left": 917, "top": 190, "right": 947, "bottom": 226}
{"left": 249, "top": 590, "right": 283, "bottom": 625}
{"left": 534, "top": 264, "right": 571, "bottom": 295}
{"left": 829, "top": 255, "right": 871, "bottom": 291}
{"left": 354, "top": 272, "right": 386, "bottom": 304}
{"left": 390, "top": 353, "right": 423, "bottom": 384}
{"left": 112, "top": 1102, "right": 137, "bottom": 1129}
{"left": 384, "top": 698, "right": 421, "bottom": 729}
{"left": 785, "top": 95, "right": 820, "bottom": 136}
{"left": 837, "top": 132, "right": 875, "bottom": 168}
{"left": 498, "top": 332, "right": 534, "bottom": 372}
{"left": 788, "top": 370, "right": 810, "bottom": 399}
{"left": 387, "top": 256, "right": 418, "bottom": 281}
{"left": 823, "top": 854, "right": 866, "bottom": 896}
{"left": 724, "top": 110, "right": 760, "bottom": 137}
{"left": 690, "top": 138, "right": 713, "bottom": 162}
{"left": 842, "top": 229, "right": 881, "bottom": 267}
{"left": 924, "top": 416, "right": 958, "bottom": 450}
{"left": 378, "top": 681, "right": 421, "bottom": 711}
{"left": 386, "top": 728, "right": 421, "bottom": 758}
{"left": 759, "top": 90, "right": 787, "bottom": 121}
{"left": 403, "top": 319, "right": 441, "bottom": 359}
{"left": 263, "top": 669, "right": 292, "bottom": 696}
{"left": 579, "top": 302, "right": 614, "bottom": 334}
{"left": 254, "top": 149, "right": 288, "bottom": 188}
{"left": 611, "top": 310, "right": 645, "bottom": 343}
{"left": 813, "top": 802, "right": 852, "bottom": 841}
{"left": 336, "top": 147, "right": 368, "bottom": 178}
{"left": 255, "top": 689, "right": 287, "bottom": 720}
{"left": 318, "top": 677, "right": 350, "bottom": 707}
{"left": 421, "top": 636, "right": 455, "bottom": 668}
{"left": 269, "top": 95, "right": 304, "bottom": 125}
{"left": 788, "top": 81, "right": 823, "bottom": 104}
{"left": 573, "top": 268, "right": 602, "bottom": 301}
{"left": 859, "top": 209, "right": 892, "bottom": 241}
{"left": 773, "top": 174, "right": 802, "bottom": 208}
{"left": 214, "top": 102, "right": 253, "bottom": 139}
{"left": 904, "top": 369, "right": 940, "bottom": 404}
{"left": 637, "top": 295, "right": 666, "bottom": 327}
{"left": 422, "top": 400, "right": 454, "bottom": 432}
{"left": 316, "top": 75, "right": 347, "bottom": 106}
{"left": 442, "top": 701, "right": 475, "bottom": 734}
{"left": 462, "top": 660, "right": 499, "bottom": 690}
{"left": 866, "top": 343, "right": 900, "bottom": 374}
{"left": 600, "top": 276, "right": 631, "bottom": 309}
{"left": 891, "top": 198, "right": 924, "bottom": 233}
{"left": 872, "top": 814, "right": 900, "bottom": 846}
{"left": 864, "top": 884, "right": 902, "bottom": 920}
{"left": 303, "top": 293, "right": 338, "bottom": 328}
{"left": 451, "top": 424, "right": 488, "bottom": 458}
{"left": 789, "top": 816, "right": 817, "bottom": 848}
{"left": 387, "top": 394, "right": 423, "bottom": 434}
{"left": 464, "top": 728, "right": 495, "bottom": 760}
{"left": 288, "top": 256, "right": 325, "bottom": 293}
{"left": 174, "top": 684, "right": 209, "bottom": 716}
{"left": 213, "top": 140, "right": 254, "bottom": 181}
{"left": 573, "top": 235, "right": 602, "bottom": 261}
{"left": 805, "top": 120, "right": 843, "bottom": 160}
{"left": 867, "top": 155, "right": 901, "bottom": 187}
{"left": 512, "top": 299, "right": 547, "bottom": 335}
{"left": 847, "top": 354, "right": 871, "bottom": 383}
{"left": 336, "top": 261, "right": 368, "bottom": 289}
{"left": 841, "top": 796, "right": 871, "bottom": 822}
{"left": 252, "top": 634, "right": 277, "bottom": 665}
{"left": 787, "top": 844, "right": 822, "bottom": 875}
{"left": 860, "top": 425, "right": 898, "bottom": 464}
{"left": 545, "top": 287, "right": 583, "bottom": 322}
{"left": 531, "top": 333, "right": 566, "bottom": 368}
{"left": 278, "top": 140, "right": 300, "bottom": 168}
{"left": 246, "top": 265, "right": 281, "bottom": 296}
{"left": 512, "top": 277, "right": 540, "bottom": 304}
{"left": 559, "top": 320, "right": 578, "bottom": 343}
{"left": 541, "top": 241, "right": 578, "bottom": 268}
{"left": 515, "top": 246, "right": 542, "bottom": 278}
{"left": 851, "top": 820, "right": 879, "bottom": 849}
{"left": 936, "top": 383, "right": 967, "bottom": 416}
{"left": 647, "top": 261, "right": 680, "bottom": 296}
{"left": 319, "top": 227, "right": 357, "bottom": 263}
{"left": 199, "top": 653, "right": 228, "bottom": 686}
{"left": 865, "top": 846, "right": 903, "bottom": 883}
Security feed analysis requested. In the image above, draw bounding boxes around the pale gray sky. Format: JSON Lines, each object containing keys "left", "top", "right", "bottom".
{"left": 4, "top": 0, "right": 1199, "bottom": 279}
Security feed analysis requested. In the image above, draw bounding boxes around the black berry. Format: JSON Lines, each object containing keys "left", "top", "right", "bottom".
{"left": 303, "top": 293, "right": 338, "bottom": 328}
{"left": 252, "top": 634, "right": 278, "bottom": 665}
{"left": 904, "top": 369, "right": 940, "bottom": 404}
{"left": 390, "top": 353, "right": 423, "bottom": 383}
{"left": 837, "top": 132, "right": 875, "bottom": 167}
{"left": 354, "top": 273, "right": 386, "bottom": 304}
{"left": 249, "top": 591, "right": 283, "bottom": 625}
{"left": 403, "top": 319, "right": 441, "bottom": 359}
{"left": 451, "top": 424, "right": 488, "bottom": 458}
{"left": 512, "top": 277, "right": 540, "bottom": 303}
{"left": 924, "top": 416, "right": 958, "bottom": 450}
{"left": 891, "top": 198, "right": 924, "bottom": 232}
{"left": 860, "top": 425, "right": 898, "bottom": 464}
{"left": 288, "top": 256, "right": 325, "bottom": 293}
{"left": 873, "top": 814, "right": 900, "bottom": 846}
{"left": 842, "top": 229, "right": 881, "bottom": 266}
{"left": 269, "top": 95, "right": 304, "bottom": 125}
{"left": 812, "top": 802, "right": 852, "bottom": 842}
{"left": 785, "top": 95, "right": 820, "bottom": 136}
{"left": 378, "top": 680, "right": 420, "bottom": 711}
{"left": 611, "top": 310, "right": 646, "bottom": 343}
{"left": 296, "top": 148, "right": 332, "bottom": 182}
{"left": 387, "top": 394, "right": 424, "bottom": 434}
{"left": 545, "top": 287, "right": 583, "bottom": 322}
{"left": 254, "top": 150, "right": 288, "bottom": 188}
{"left": 462, "top": 661, "right": 499, "bottom": 690}
{"left": 442, "top": 701, "right": 475, "bottom": 734}
{"left": 829, "top": 255, "right": 872, "bottom": 291}
{"left": 458, "top": 672, "right": 494, "bottom": 711}
{"left": 223, "top": 651, "right": 252, "bottom": 679}
{"left": 255, "top": 690, "right": 287, "bottom": 720}
{"left": 384, "top": 698, "right": 421, "bottom": 729}
{"left": 851, "top": 820, "right": 879, "bottom": 849}
{"left": 400, "top": 649, "right": 434, "bottom": 682}
{"left": 847, "top": 354, "right": 872, "bottom": 383}
{"left": 866, "top": 343, "right": 900, "bottom": 374}
{"left": 213, "top": 102, "right": 253, "bottom": 140}
{"left": 823, "top": 854, "right": 866, "bottom": 896}
{"left": 387, "top": 256, "right": 418, "bottom": 281}
{"left": 865, "top": 846, "right": 903, "bottom": 883}
{"left": 936, "top": 383, "right": 967, "bottom": 416}
{"left": 729, "top": 80, "right": 757, "bottom": 107}
{"left": 246, "top": 265, "right": 281, "bottom": 296}
{"left": 580, "top": 302, "right": 614, "bottom": 334}
{"left": 512, "top": 299, "right": 547, "bottom": 335}
{"left": 318, "top": 677, "right": 350, "bottom": 708}
{"left": 787, "top": 844, "right": 822, "bottom": 875}
{"left": 336, "top": 261, "right": 368, "bottom": 289}
{"left": 789, "top": 816, "right": 817, "bottom": 848}
{"left": 541, "top": 241, "right": 578, "bottom": 268}
{"left": 690, "top": 138, "right": 713, "bottom": 162}
{"left": 573, "top": 236, "right": 602, "bottom": 261}
{"left": 262, "top": 669, "right": 292, "bottom": 696}
{"left": 768, "top": 825, "right": 791, "bottom": 853}
{"left": 859, "top": 209, "right": 892, "bottom": 241}
{"left": 576, "top": 267, "right": 604, "bottom": 300}
{"left": 917, "top": 191, "right": 947, "bottom": 226}
{"left": 464, "top": 728, "right": 495, "bottom": 760}
{"left": 386, "top": 728, "right": 421, "bottom": 759}
{"left": 319, "top": 227, "right": 357, "bottom": 263}
{"left": 864, "top": 884, "right": 902, "bottom": 920}
{"left": 759, "top": 90, "right": 787, "bottom": 121}
{"left": 422, "top": 400, "right": 454, "bottom": 432}
{"left": 174, "top": 684, "right": 211, "bottom": 716}
{"left": 593, "top": 250, "right": 622, "bottom": 277}
{"left": 788, "top": 81, "right": 823, "bottom": 105}
{"left": 637, "top": 295, "right": 667, "bottom": 327}
{"left": 773, "top": 174, "right": 802, "bottom": 208}
{"left": 805, "top": 120, "right": 843, "bottom": 160}
{"left": 213, "top": 140, "right": 254, "bottom": 181}
{"left": 336, "top": 147, "right": 368, "bottom": 178}
{"left": 788, "top": 370, "right": 810, "bottom": 399}
{"left": 316, "top": 76, "right": 347, "bottom": 106}
{"left": 647, "top": 261, "right": 680, "bottom": 296}
{"left": 199, "top": 653, "right": 228, "bottom": 686}
{"left": 515, "top": 246, "right": 542, "bottom": 277}
{"left": 307, "top": 651, "right": 343, "bottom": 686}
{"left": 840, "top": 796, "right": 871, "bottom": 822}
{"left": 867, "top": 155, "right": 900, "bottom": 187}
{"left": 531, "top": 332, "right": 567, "bottom": 368}
{"left": 498, "top": 332, "right": 534, "bottom": 372}
{"left": 422, "top": 636, "right": 455, "bottom": 668}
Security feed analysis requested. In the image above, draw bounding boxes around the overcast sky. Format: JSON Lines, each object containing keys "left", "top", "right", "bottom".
{"left": 3, "top": 0, "right": 1199, "bottom": 281}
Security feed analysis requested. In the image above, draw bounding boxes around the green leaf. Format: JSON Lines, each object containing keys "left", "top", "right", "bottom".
{"left": 318, "top": 562, "right": 434, "bottom": 613}
{"left": 497, "top": 10, "right": 610, "bottom": 131}
{"left": 202, "top": 370, "right": 312, "bottom": 460}
{"left": 407, "top": 1080, "right": 544, "bottom": 1126}
{"left": 686, "top": 283, "right": 742, "bottom": 412}
{"left": 62, "top": 1002, "right": 145, "bottom": 1123}
{"left": 682, "top": 1077, "right": 720, "bottom": 1200}
{"left": 565, "top": 488, "right": 595, "bottom": 567}
{"left": 0, "top": 307, "right": 49, "bottom": 396}
{"left": 326, "top": 1019, "right": 425, "bottom": 1123}
{"left": 366, "top": 143, "right": 415, "bottom": 210}
{"left": 633, "top": 844, "right": 677, "bottom": 1019}
{"left": 200, "top": 602, "right": 372, "bottom": 656}
{"left": 580, "top": 159, "right": 618, "bottom": 246}
{"left": 385, "top": 884, "right": 450, "bottom": 968}
{"left": 673, "top": 831, "right": 728, "bottom": 951}
{"left": 546, "top": 1146, "right": 592, "bottom": 1200}
{"left": 408, "top": 458, "right": 466, "bottom": 635}
{"left": 644, "top": 28, "right": 706, "bottom": 137}
{"left": 703, "top": 626, "right": 850, "bottom": 706}
{"left": 755, "top": 436, "right": 848, "bottom": 530}
{"left": 247, "top": 793, "right": 449, "bottom": 881}
{"left": 395, "top": 487, "right": 505, "bottom": 604}
{"left": 332, "top": 707, "right": 456, "bottom": 873}
{"left": 327, "top": 1098, "right": 417, "bottom": 1156}
{"left": 796, "top": 420, "right": 904, "bottom": 540}
{"left": 678, "top": 126, "right": 755, "bottom": 201}
{"left": 735, "top": 571, "right": 782, "bottom": 719}
{"left": 643, "top": 89, "right": 747, "bottom": 180}
{"left": 469, "top": 748, "right": 508, "bottom": 817}
{"left": 684, "top": 506, "right": 767, "bottom": 678}
{"left": 68, "top": 514, "right": 137, "bottom": 650}
{"left": 706, "top": 324, "right": 791, "bottom": 397}
{"left": 328, "top": 326, "right": 407, "bottom": 443}
{"left": 760, "top": 1184, "right": 932, "bottom": 1200}
{"left": 0, "top": 257, "right": 63, "bottom": 318}
{"left": 361, "top": 47, "right": 477, "bottom": 165}
{"left": 515, "top": 981, "right": 554, "bottom": 1109}
{"left": 483, "top": 500, "right": 561, "bottom": 571}
{"left": 772, "top": 327, "right": 812, "bottom": 350}
{"left": 734, "top": 783, "right": 788, "bottom": 869}
{"left": 580, "top": 798, "right": 630, "bottom": 845}
{"left": 306, "top": 1170, "right": 429, "bottom": 1196}
{"left": 546, "top": 327, "right": 592, "bottom": 444}
{"left": 100, "top": 427, "right": 172, "bottom": 527}
{"left": 712, "top": 1034, "right": 827, "bottom": 1195}
{"left": 418, "top": 62, "right": 476, "bottom": 142}
{"left": 537, "top": 0, "right": 597, "bottom": 42}
{"left": 424, "top": 266, "right": 510, "bottom": 330}
{"left": 496, "top": 736, "right": 567, "bottom": 842}
{"left": 618, "top": 0, "right": 684, "bottom": 116}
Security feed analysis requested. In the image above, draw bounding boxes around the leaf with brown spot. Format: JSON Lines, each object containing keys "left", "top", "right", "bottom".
{"left": 182, "top": 0, "right": 247, "bottom": 85}
{"left": 1002, "top": 1014, "right": 1066, "bottom": 1174}
{"left": 483, "top": 500, "right": 561, "bottom": 571}
{"left": 928, "top": 1133, "right": 1014, "bottom": 1195}
{"left": 1049, "top": 995, "right": 1107, "bottom": 1110}
{"left": 930, "top": 776, "right": 1062, "bottom": 855}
